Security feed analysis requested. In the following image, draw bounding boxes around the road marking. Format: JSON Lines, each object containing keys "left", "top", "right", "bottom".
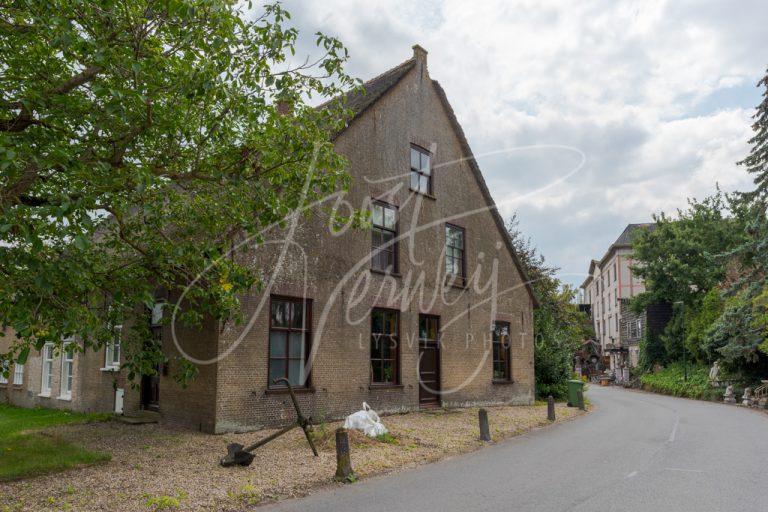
{"left": 663, "top": 467, "right": 703, "bottom": 473}
{"left": 626, "top": 471, "right": 638, "bottom": 478}
{"left": 668, "top": 417, "right": 680, "bottom": 443}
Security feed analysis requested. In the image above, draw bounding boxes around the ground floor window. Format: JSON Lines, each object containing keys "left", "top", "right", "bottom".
{"left": 492, "top": 321, "right": 511, "bottom": 381}
{"left": 60, "top": 348, "right": 74, "bottom": 399}
{"left": 104, "top": 325, "right": 121, "bottom": 370}
{"left": 371, "top": 308, "right": 399, "bottom": 385}
{"left": 0, "top": 360, "right": 8, "bottom": 384}
{"left": 13, "top": 363, "right": 24, "bottom": 385}
{"left": 268, "top": 296, "right": 311, "bottom": 388}
{"left": 41, "top": 343, "right": 54, "bottom": 395}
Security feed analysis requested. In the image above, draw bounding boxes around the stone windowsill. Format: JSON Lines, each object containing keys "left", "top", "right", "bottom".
{"left": 57, "top": 395, "right": 72, "bottom": 401}
{"left": 409, "top": 188, "right": 437, "bottom": 201}
{"left": 37, "top": 392, "right": 51, "bottom": 398}
{"left": 100, "top": 366, "right": 120, "bottom": 373}
{"left": 492, "top": 379, "right": 515, "bottom": 386}
{"left": 369, "top": 383, "right": 405, "bottom": 390}
{"left": 370, "top": 268, "right": 402, "bottom": 278}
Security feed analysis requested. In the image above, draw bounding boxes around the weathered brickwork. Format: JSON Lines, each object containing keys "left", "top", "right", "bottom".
{"left": 213, "top": 48, "right": 536, "bottom": 432}
{"left": 2, "top": 47, "right": 536, "bottom": 432}
{"left": 0, "top": 327, "right": 140, "bottom": 414}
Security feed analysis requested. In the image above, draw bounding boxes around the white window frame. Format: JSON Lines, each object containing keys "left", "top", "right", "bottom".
{"left": 13, "top": 362, "right": 24, "bottom": 385}
{"left": 59, "top": 347, "right": 74, "bottom": 400}
{"left": 0, "top": 360, "right": 8, "bottom": 384}
{"left": 151, "top": 302, "right": 165, "bottom": 327}
{"left": 40, "top": 343, "right": 54, "bottom": 396}
{"left": 103, "top": 324, "right": 122, "bottom": 371}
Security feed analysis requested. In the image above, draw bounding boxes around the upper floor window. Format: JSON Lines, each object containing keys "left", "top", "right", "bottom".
{"left": 371, "top": 201, "right": 398, "bottom": 273}
{"left": 410, "top": 145, "right": 432, "bottom": 195}
{"left": 614, "top": 262, "right": 618, "bottom": 281}
{"left": 492, "top": 321, "right": 511, "bottom": 381}
{"left": 269, "top": 296, "right": 311, "bottom": 389}
{"left": 445, "top": 224, "right": 466, "bottom": 284}
{"left": 371, "top": 308, "right": 399, "bottom": 385}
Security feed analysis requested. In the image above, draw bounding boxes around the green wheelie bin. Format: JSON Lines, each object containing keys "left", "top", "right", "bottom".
{"left": 567, "top": 379, "right": 584, "bottom": 407}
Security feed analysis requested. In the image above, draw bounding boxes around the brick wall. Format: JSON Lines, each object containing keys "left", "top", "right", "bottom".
{"left": 2, "top": 52, "right": 536, "bottom": 432}
{"left": 0, "top": 327, "right": 139, "bottom": 414}
{"left": 212, "top": 55, "right": 535, "bottom": 432}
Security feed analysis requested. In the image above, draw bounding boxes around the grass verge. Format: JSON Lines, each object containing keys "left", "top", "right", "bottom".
{"left": 0, "top": 403, "right": 111, "bottom": 481}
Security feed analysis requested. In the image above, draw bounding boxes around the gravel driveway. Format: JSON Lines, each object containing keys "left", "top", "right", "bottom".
{"left": 1, "top": 403, "right": 583, "bottom": 511}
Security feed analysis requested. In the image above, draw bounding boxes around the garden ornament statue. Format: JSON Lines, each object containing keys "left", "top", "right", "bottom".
{"left": 708, "top": 360, "right": 721, "bottom": 387}
{"left": 724, "top": 384, "right": 736, "bottom": 404}
{"left": 742, "top": 387, "right": 753, "bottom": 406}
{"left": 220, "top": 378, "right": 318, "bottom": 467}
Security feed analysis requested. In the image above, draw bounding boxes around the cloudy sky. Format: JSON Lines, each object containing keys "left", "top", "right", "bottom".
{"left": 278, "top": 0, "right": 766, "bottom": 290}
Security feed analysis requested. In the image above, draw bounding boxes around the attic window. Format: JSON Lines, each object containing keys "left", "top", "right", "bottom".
{"left": 410, "top": 145, "right": 432, "bottom": 195}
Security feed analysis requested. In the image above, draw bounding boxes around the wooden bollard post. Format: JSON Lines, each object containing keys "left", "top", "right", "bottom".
{"left": 478, "top": 408, "right": 491, "bottom": 441}
{"left": 577, "top": 389, "right": 586, "bottom": 411}
{"left": 334, "top": 428, "right": 354, "bottom": 482}
{"left": 547, "top": 395, "right": 556, "bottom": 421}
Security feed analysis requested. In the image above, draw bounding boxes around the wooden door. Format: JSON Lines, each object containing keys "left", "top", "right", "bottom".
{"left": 141, "top": 370, "right": 160, "bottom": 411}
{"left": 418, "top": 315, "right": 440, "bottom": 407}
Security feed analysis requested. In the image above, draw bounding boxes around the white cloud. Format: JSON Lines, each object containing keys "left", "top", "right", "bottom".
{"left": 280, "top": 0, "right": 766, "bottom": 287}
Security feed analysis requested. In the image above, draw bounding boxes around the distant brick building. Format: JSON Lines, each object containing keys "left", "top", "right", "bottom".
{"left": 1, "top": 46, "right": 538, "bottom": 432}
{"left": 580, "top": 224, "right": 652, "bottom": 371}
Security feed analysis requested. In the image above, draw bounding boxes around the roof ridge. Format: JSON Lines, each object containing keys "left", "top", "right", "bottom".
{"left": 316, "top": 57, "right": 416, "bottom": 112}
{"left": 359, "top": 57, "right": 415, "bottom": 90}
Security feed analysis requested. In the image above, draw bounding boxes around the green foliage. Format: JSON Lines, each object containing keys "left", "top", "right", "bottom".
{"left": 144, "top": 491, "right": 187, "bottom": 511}
{"left": 639, "top": 363, "right": 721, "bottom": 401}
{"left": 375, "top": 432, "right": 398, "bottom": 444}
{"left": 638, "top": 323, "right": 667, "bottom": 371}
{"left": 660, "top": 306, "right": 685, "bottom": 363}
{"left": 724, "top": 67, "right": 768, "bottom": 374}
{"left": 0, "top": 404, "right": 110, "bottom": 481}
{"left": 701, "top": 294, "right": 768, "bottom": 380}
{"left": 230, "top": 483, "right": 261, "bottom": 506}
{"left": 507, "top": 214, "right": 593, "bottom": 400}
{"left": 628, "top": 175, "right": 768, "bottom": 380}
{"left": 685, "top": 288, "right": 724, "bottom": 362}
{"left": 630, "top": 190, "right": 746, "bottom": 313}
{"left": 0, "top": 1, "right": 358, "bottom": 384}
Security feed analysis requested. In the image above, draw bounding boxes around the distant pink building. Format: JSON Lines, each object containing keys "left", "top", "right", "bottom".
{"left": 580, "top": 224, "right": 652, "bottom": 370}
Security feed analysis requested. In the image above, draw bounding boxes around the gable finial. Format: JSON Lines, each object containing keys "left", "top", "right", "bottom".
{"left": 412, "top": 44, "right": 428, "bottom": 63}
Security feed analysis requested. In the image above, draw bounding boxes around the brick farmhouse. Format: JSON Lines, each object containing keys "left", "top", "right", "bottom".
{"left": 1, "top": 46, "right": 538, "bottom": 433}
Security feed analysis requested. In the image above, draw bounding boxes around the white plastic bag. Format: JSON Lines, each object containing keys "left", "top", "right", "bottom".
{"left": 343, "top": 402, "right": 388, "bottom": 437}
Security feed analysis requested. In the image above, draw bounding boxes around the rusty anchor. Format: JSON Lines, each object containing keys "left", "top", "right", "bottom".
{"left": 220, "top": 378, "right": 319, "bottom": 467}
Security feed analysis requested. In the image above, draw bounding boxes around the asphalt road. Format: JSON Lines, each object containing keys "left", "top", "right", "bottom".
{"left": 263, "top": 386, "right": 768, "bottom": 512}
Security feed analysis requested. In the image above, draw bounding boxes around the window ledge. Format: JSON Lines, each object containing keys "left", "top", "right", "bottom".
{"left": 57, "top": 395, "right": 72, "bottom": 401}
{"left": 409, "top": 189, "right": 437, "bottom": 200}
{"left": 370, "top": 268, "right": 401, "bottom": 278}
{"left": 444, "top": 281, "right": 468, "bottom": 290}
{"left": 369, "top": 384, "right": 404, "bottom": 390}
{"left": 263, "top": 386, "right": 315, "bottom": 396}
{"left": 100, "top": 366, "right": 120, "bottom": 373}
{"left": 492, "top": 379, "right": 515, "bottom": 386}
{"left": 37, "top": 392, "right": 51, "bottom": 398}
